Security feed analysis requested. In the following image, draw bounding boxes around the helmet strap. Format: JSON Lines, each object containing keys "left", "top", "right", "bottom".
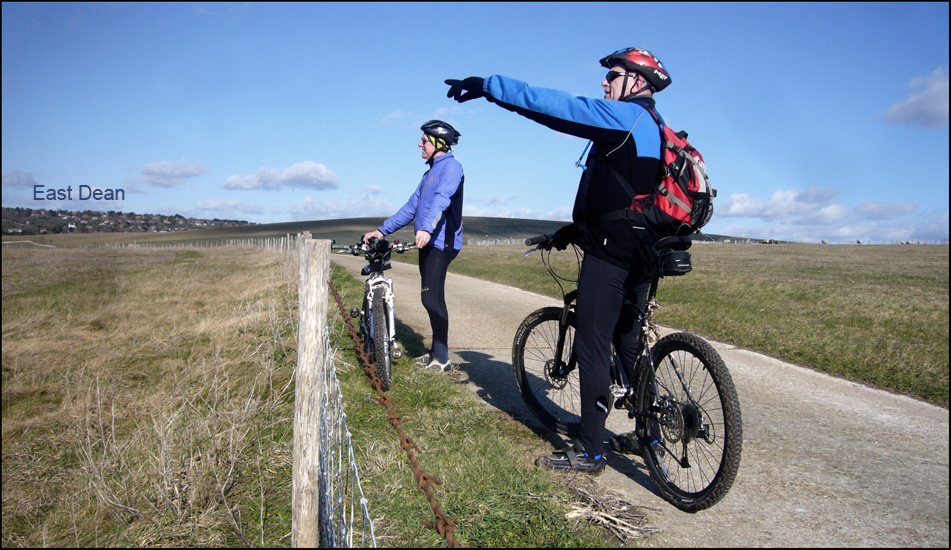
{"left": 619, "top": 73, "right": 652, "bottom": 101}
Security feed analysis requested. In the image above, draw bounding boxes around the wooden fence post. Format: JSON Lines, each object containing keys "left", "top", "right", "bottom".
{"left": 291, "top": 236, "right": 331, "bottom": 547}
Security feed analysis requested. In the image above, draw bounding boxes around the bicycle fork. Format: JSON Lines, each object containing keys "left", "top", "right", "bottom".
{"left": 552, "top": 291, "right": 578, "bottom": 378}
{"left": 364, "top": 276, "right": 402, "bottom": 360}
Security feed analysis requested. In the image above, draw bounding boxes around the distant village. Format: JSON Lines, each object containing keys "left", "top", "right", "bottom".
{"left": 2, "top": 207, "right": 252, "bottom": 236}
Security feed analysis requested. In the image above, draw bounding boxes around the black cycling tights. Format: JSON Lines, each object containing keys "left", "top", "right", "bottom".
{"left": 574, "top": 254, "right": 651, "bottom": 458}
{"left": 418, "top": 245, "right": 459, "bottom": 363}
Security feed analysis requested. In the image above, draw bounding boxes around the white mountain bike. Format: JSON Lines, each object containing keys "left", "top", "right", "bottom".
{"left": 333, "top": 237, "right": 416, "bottom": 391}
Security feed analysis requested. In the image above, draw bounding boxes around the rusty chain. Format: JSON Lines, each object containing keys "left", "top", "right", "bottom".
{"left": 328, "top": 280, "right": 461, "bottom": 548}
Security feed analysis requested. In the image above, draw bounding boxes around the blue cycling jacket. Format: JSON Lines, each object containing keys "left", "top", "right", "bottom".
{"left": 378, "top": 152, "right": 464, "bottom": 251}
{"left": 483, "top": 75, "right": 664, "bottom": 269}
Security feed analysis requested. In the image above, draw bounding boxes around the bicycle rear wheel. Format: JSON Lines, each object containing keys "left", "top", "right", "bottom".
{"left": 512, "top": 307, "right": 582, "bottom": 436}
{"left": 637, "top": 332, "right": 742, "bottom": 512}
{"left": 370, "top": 291, "right": 392, "bottom": 391}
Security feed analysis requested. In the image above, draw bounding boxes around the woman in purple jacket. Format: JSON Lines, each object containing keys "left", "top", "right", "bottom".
{"left": 363, "top": 120, "right": 464, "bottom": 372}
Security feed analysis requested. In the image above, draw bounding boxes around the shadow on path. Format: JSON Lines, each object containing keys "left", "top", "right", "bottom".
{"left": 393, "top": 317, "right": 661, "bottom": 497}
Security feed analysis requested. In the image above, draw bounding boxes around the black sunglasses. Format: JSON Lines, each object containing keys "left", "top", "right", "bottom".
{"left": 605, "top": 70, "right": 638, "bottom": 83}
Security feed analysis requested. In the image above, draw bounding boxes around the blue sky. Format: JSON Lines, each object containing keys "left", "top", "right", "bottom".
{"left": 2, "top": 2, "right": 948, "bottom": 243}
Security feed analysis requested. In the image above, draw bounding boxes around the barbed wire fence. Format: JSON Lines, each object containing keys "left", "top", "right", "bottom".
{"left": 318, "top": 330, "right": 378, "bottom": 548}
{"left": 294, "top": 235, "right": 380, "bottom": 548}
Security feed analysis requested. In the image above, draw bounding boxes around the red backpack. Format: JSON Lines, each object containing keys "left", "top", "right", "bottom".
{"left": 630, "top": 108, "right": 715, "bottom": 237}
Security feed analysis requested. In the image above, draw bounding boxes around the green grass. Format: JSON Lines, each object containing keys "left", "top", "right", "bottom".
{"left": 328, "top": 264, "right": 622, "bottom": 547}
{"left": 392, "top": 243, "right": 949, "bottom": 407}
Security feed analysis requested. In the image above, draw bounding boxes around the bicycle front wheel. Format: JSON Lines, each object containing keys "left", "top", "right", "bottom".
{"left": 512, "top": 307, "right": 582, "bottom": 436}
{"left": 370, "top": 292, "right": 392, "bottom": 391}
{"left": 637, "top": 332, "right": 742, "bottom": 513}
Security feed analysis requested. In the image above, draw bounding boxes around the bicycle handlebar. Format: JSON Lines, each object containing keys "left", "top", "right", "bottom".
{"left": 331, "top": 239, "right": 418, "bottom": 256}
{"left": 524, "top": 235, "right": 551, "bottom": 247}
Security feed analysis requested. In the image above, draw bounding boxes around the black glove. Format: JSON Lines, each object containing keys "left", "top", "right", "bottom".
{"left": 445, "top": 77, "right": 485, "bottom": 103}
{"left": 552, "top": 223, "right": 579, "bottom": 251}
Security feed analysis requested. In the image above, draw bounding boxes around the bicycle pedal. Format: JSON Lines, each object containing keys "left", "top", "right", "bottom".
{"left": 349, "top": 308, "right": 360, "bottom": 318}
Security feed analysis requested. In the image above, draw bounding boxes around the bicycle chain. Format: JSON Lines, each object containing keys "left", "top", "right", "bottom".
{"left": 328, "top": 280, "right": 461, "bottom": 548}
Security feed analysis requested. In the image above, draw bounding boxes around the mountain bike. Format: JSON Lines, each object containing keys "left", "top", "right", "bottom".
{"left": 512, "top": 234, "right": 742, "bottom": 512}
{"left": 333, "top": 237, "right": 416, "bottom": 392}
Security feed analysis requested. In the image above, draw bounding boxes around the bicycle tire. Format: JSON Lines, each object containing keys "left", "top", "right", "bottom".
{"left": 371, "top": 291, "right": 392, "bottom": 391}
{"left": 512, "top": 307, "right": 582, "bottom": 436}
{"left": 637, "top": 331, "right": 742, "bottom": 512}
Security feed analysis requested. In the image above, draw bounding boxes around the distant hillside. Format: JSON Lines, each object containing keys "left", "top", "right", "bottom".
{"left": 2, "top": 207, "right": 758, "bottom": 247}
{"left": 196, "top": 216, "right": 746, "bottom": 245}
{"left": 2, "top": 207, "right": 250, "bottom": 236}
{"left": 181, "top": 217, "right": 571, "bottom": 246}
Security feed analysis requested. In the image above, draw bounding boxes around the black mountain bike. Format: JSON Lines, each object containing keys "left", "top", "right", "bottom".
{"left": 512, "top": 234, "right": 742, "bottom": 512}
{"left": 333, "top": 237, "right": 416, "bottom": 391}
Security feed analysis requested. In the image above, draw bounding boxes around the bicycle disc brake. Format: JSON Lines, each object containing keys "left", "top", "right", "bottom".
{"left": 658, "top": 396, "right": 685, "bottom": 445}
{"left": 544, "top": 359, "right": 569, "bottom": 390}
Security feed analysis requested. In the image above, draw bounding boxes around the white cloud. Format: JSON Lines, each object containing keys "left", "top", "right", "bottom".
{"left": 854, "top": 200, "right": 917, "bottom": 220}
{"left": 223, "top": 161, "right": 338, "bottom": 191}
{"left": 882, "top": 65, "right": 949, "bottom": 128}
{"left": 546, "top": 206, "right": 573, "bottom": 221}
{"left": 2, "top": 170, "right": 38, "bottom": 189}
{"left": 195, "top": 199, "right": 264, "bottom": 214}
{"left": 463, "top": 192, "right": 550, "bottom": 219}
{"left": 140, "top": 159, "right": 207, "bottom": 187}
{"left": 714, "top": 186, "right": 945, "bottom": 242}
{"left": 718, "top": 187, "right": 836, "bottom": 222}
{"left": 463, "top": 204, "right": 543, "bottom": 219}
{"left": 468, "top": 193, "right": 521, "bottom": 207}
{"left": 287, "top": 193, "right": 394, "bottom": 220}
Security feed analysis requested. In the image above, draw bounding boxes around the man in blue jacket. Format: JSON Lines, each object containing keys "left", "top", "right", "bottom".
{"left": 363, "top": 120, "right": 464, "bottom": 372}
{"left": 446, "top": 48, "right": 672, "bottom": 474}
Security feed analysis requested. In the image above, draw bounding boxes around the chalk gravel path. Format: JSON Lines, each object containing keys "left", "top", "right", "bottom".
{"left": 332, "top": 253, "right": 949, "bottom": 547}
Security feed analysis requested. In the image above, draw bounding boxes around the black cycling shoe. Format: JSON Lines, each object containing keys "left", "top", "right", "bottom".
{"left": 609, "top": 432, "right": 643, "bottom": 457}
{"left": 536, "top": 443, "right": 607, "bottom": 475}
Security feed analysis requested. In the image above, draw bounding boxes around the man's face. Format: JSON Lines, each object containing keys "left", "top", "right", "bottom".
{"left": 602, "top": 65, "right": 641, "bottom": 100}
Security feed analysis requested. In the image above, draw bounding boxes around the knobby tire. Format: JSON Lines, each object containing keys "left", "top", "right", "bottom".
{"left": 512, "top": 307, "right": 582, "bottom": 437}
{"left": 637, "top": 331, "right": 742, "bottom": 512}
{"left": 371, "top": 291, "right": 392, "bottom": 392}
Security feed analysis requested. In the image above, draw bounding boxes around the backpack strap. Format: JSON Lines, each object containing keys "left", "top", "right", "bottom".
{"left": 601, "top": 104, "right": 666, "bottom": 201}
{"left": 579, "top": 104, "right": 667, "bottom": 233}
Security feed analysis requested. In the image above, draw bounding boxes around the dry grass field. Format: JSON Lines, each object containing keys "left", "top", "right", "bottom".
{"left": 2, "top": 246, "right": 619, "bottom": 548}
{"left": 2, "top": 231, "right": 946, "bottom": 546}
{"left": 2, "top": 247, "right": 300, "bottom": 547}
{"left": 395, "top": 242, "right": 950, "bottom": 406}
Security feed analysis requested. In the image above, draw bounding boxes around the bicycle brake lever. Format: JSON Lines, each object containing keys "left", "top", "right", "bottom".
{"left": 523, "top": 248, "right": 538, "bottom": 257}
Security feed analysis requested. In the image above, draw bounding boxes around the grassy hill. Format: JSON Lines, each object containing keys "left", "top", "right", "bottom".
{"left": 3, "top": 215, "right": 738, "bottom": 248}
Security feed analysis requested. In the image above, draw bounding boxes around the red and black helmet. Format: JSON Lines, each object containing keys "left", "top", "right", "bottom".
{"left": 599, "top": 47, "right": 671, "bottom": 92}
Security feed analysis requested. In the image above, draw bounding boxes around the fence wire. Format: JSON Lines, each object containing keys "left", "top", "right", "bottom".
{"left": 318, "top": 328, "right": 378, "bottom": 548}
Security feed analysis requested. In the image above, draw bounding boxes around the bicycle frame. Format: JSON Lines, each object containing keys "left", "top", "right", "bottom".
{"left": 533, "top": 237, "right": 681, "bottom": 422}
